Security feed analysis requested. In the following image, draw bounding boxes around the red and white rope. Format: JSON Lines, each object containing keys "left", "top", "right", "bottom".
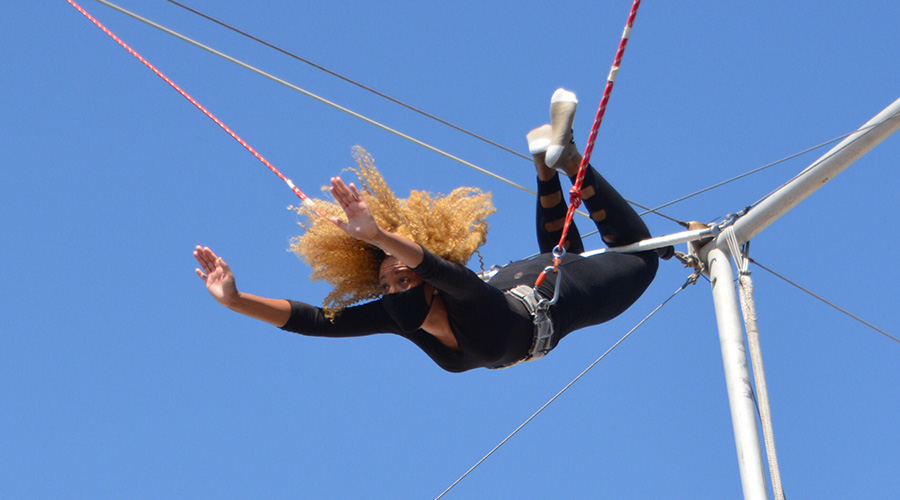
{"left": 540, "top": 0, "right": 642, "bottom": 285}
{"left": 65, "top": 0, "right": 317, "bottom": 210}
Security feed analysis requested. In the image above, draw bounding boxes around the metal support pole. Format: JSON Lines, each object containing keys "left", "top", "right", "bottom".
{"left": 707, "top": 245, "right": 769, "bottom": 500}
{"left": 580, "top": 225, "right": 717, "bottom": 257}
{"left": 695, "top": 96, "right": 900, "bottom": 499}
{"left": 716, "top": 97, "right": 900, "bottom": 250}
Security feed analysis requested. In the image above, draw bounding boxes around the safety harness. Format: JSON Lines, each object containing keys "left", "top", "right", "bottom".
{"left": 491, "top": 260, "right": 564, "bottom": 369}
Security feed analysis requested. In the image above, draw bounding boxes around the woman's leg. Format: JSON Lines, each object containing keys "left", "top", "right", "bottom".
{"left": 541, "top": 87, "right": 652, "bottom": 249}
{"left": 548, "top": 150, "right": 661, "bottom": 342}
{"left": 556, "top": 151, "right": 651, "bottom": 247}
{"left": 528, "top": 125, "right": 584, "bottom": 254}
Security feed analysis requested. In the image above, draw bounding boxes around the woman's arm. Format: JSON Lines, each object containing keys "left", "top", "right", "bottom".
{"left": 330, "top": 176, "right": 492, "bottom": 299}
{"left": 193, "top": 245, "right": 291, "bottom": 327}
{"left": 328, "top": 176, "right": 424, "bottom": 268}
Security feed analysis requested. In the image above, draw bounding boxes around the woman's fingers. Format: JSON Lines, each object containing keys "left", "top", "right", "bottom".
{"left": 329, "top": 177, "right": 347, "bottom": 204}
{"left": 327, "top": 176, "right": 380, "bottom": 242}
{"left": 330, "top": 176, "right": 362, "bottom": 208}
{"left": 216, "top": 257, "right": 230, "bottom": 275}
{"left": 199, "top": 245, "right": 219, "bottom": 262}
{"left": 193, "top": 247, "right": 210, "bottom": 271}
{"left": 193, "top": 246, "right": 224, "bottom": 276}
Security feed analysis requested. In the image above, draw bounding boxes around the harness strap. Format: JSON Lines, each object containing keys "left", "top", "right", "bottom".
{"left": 508, "top": 285, "right": 555, "bottom": 359}
{"left": 490, "top": 285, "right": 556, "bottom": 369}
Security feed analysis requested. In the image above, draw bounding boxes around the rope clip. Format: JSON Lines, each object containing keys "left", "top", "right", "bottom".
{"left": 719, "top": 206, "right": 752, "bottom": 231}
{"left": 536, "top": 263, "right": 563, "bottom": 307}
{"left": 534, "top": 245, "right": 567, "bottom": 288}
{"left": 684, "top": 270, "right": 701, "bottom": 288}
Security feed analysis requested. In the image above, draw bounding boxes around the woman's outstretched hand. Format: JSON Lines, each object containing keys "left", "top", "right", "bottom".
{"left": 329, "top": 176, "right": 381, "bottom": 243}
{"left": 329, "top": 175, "right": 424, "bottom": 267}
{"left": 191, "top": 245, "right": 292, "bottom": 326}
{"left": 193, "top": 245, "right": 238, "bottom": 307}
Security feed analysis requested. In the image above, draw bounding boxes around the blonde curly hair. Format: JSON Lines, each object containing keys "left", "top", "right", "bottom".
{"left": 290, "top": 146, "right": 495, "bottom": 317}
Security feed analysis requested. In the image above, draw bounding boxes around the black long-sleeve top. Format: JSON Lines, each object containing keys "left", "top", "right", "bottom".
{"left": 280, "top": 165, "right": 663, "bottom": 372}
{"left": 280, "top": 249, "right": 536, "bottom": 372}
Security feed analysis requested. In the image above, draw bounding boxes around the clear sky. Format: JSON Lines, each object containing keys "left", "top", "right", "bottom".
{"left": 3, "top": 1, "right": 899, "bottom": 498}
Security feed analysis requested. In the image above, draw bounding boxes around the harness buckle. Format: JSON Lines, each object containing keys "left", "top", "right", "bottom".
{"left": 506, "top": 285, "right": 555, "bottom": 361}
{"left": 509, "top": 262, "right": 563, "bottom": 361}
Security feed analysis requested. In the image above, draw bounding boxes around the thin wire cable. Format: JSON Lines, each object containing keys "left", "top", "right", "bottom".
{"left": 161, "top": 0, "right": 683, "bottom": 228}
{"left": 88, "top": 0, "right": 883, "bottom": 232}
{"left": 748, "top": 257, "right": 900, "bottom": 345}
{"left": 639, "top": 131, "right": 857, "bottom": 216}
{"left": 80, "top": 0, "right": 897, "bottom": 267}
{"left": 87, "top": 0, "right": 683, "bottom": 225}
{"left": 159, "top": 0, "right": 680, "bottom": 225}
{"left": 637, "top": 107, "right": 900, "bottom": 222}
{"left": 161, "top": 0, "right": 533, "bottom": 162}
{"left": 434, "top": 277, "right": 692, "bottom": 500}
{"left": 748, "top": 108, "right": 900, "bottom": 212}
{"left": 85, "top": 0, "right": 894, "bottom": 249}
{"left": 85, "top": 0, "right": 534, "bottom": 196}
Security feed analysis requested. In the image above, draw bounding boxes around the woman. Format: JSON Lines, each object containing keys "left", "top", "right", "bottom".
{"left": 193, "top": 89, "right": 660, "bottom": 372}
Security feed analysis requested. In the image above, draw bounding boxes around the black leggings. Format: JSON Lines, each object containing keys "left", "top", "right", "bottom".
{"left": 490, "top": 165, "right": 658, "bottom": 344}
{"left": 539, "top": 166, "right": 658, "bottom": 340}
{"left": 536, "top": 165, "right": 651, "bottom": 253}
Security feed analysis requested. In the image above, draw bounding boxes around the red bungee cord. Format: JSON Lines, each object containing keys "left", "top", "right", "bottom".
{"left": 536, "top": 0, "right": 642, "bottom": 287}
{"left": 65, "top": 0, "right": 319, "bottom": 213}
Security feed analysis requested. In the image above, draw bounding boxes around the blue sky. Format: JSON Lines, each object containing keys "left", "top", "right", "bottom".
{"left": 3, "top": 1, "right": 899, "bottom": 498}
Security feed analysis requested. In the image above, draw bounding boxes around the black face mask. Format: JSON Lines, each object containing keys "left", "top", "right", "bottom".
{"left": 381, "top": 283, "right": 433, "bottom": 334}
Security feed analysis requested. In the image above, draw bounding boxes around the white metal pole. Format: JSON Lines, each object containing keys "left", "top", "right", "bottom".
{"left": 707, "top": 245, "right": 769, "bottom": 500}
{"left": 721, "top": 97, "right": 900, "bottom": 249}
{"left": 696, "top": 97, "right": 900, "bottom": 499}
{"left": 580, "top": 226, "right": 716, "bottom": 257}
{"left": 593, "top": 99, "right": 900, "bottom": 499}
{"left": 585, "top": 98, "right": 897, "bottom": 498}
